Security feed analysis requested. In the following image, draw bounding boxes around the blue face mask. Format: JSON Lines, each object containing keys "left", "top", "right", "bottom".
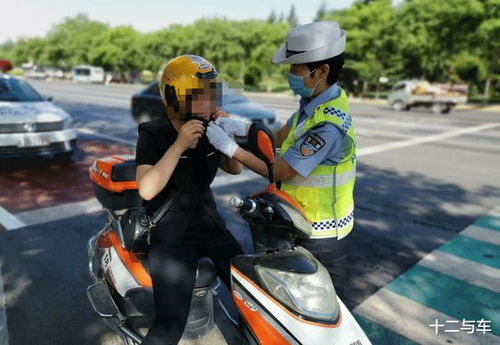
{"left": 287, "top": 68, "right": 320, "bottom": 97}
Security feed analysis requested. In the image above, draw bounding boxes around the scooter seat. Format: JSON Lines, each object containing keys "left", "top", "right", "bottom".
{"left": 138, "top": 255, "right": 217, "bottom": 288}
{"left": 111, "top": 159, "right": 137, "bottom": 182}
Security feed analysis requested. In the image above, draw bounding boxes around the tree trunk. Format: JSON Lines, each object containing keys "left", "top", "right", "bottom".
{"left": 361, "top": 80, "right": 368, "bottom": 99}
{"left": 483, "top": 74, "right": 492, "bottom": 106}
{"left": 239, "top": 59, "right": 245, "bottom": 85}
{"left": 375, "top": 81, "right": 380, "bottom": 100}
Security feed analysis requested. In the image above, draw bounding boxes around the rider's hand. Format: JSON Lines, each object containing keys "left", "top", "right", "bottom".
{"left": 214, "top": 117, "right": 247, "bottom": 137}
{"left": 173, "top": 120, "right": 205, "bottom": 152}
{"left": 212, "top": 107, "right": 229, "bottom": 120}
{"left": 206, "top": 122, "right": 238, "bottom": 158}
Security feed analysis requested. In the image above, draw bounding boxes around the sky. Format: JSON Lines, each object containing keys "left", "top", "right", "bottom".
{"left": 1, "top": 0, "right": 402, "bottom": 44}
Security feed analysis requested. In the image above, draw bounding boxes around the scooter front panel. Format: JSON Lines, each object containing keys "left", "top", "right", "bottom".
{"left": 231, "top": 266, "right": 372, "bottom": 345}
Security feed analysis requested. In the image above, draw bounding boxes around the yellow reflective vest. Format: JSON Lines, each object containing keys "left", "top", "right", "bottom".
{"left": 280, "top": 89, "right": 356, "bottom": 239}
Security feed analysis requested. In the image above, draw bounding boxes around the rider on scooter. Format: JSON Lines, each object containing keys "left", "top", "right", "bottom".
{"left": 135, "top": 55, "right": 244, "bottom": 345}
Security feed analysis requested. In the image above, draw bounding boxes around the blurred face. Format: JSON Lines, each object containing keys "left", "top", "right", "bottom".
{"left": 189, "top": 81, "right": 219, "bottom": 120}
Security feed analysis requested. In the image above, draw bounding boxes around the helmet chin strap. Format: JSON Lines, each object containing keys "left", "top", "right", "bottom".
{"left": 181, "top": 113, "right": 215, "bottom": 125}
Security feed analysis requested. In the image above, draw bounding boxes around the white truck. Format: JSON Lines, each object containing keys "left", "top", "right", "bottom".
{"left": 388, "top": 80, "right": 468, "bottom": 114}
{"left": 71, "top": 65, "right": 105, "bottom": 84}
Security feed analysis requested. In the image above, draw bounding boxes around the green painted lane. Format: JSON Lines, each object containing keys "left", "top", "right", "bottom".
{"left": 437, "top": 235, "right": 500, "bottom": 270}
{"left": 354, "top": 314, "right": 419, "bottom": 345}
{"left": 474, "top": 214, "right": 500, "bottom": 232}
{"left": 385, "top": 265, "right": 500, "bottom": 336}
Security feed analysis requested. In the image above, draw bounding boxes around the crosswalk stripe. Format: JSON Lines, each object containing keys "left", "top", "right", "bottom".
{"left": 418, "top": 251, "right": 500, "bottom": 293}
{"left": 461, "top": 225, "right": 500, "bottom": 246}
{"left": 474, "top": 214, "right": 500, "bottom": 232}
{"left": 355, "top": 206, "right": 500, "bottom": 344}
{"left": 354, "top": 288, "right": 500, "bottom": 345}
{"left": 437, "top": 235, "right": 500, "bottom": 270}
{"left": 384, "top": 265, "right": 500, "bottom": 335}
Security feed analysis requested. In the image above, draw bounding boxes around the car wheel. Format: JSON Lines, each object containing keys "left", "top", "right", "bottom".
{"left": 432, "top": 103, "right": 444, "bottom": 114}
{"left": 137, "top": 112, "right": 152, "bottom": 124}
{"left": 441, "top": 106, "right": 452, "bottom": 114}
{"left": 392, "top": 101, "right": 405, "bottom": 111}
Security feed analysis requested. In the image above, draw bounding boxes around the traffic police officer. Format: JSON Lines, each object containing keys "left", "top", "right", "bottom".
{"left": 206, "top": 21, "right": 356, "bottom": 299}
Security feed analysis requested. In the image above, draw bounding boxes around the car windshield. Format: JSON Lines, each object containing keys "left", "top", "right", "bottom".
{"left": 0, "top": 77, "right": 44, "bottom": 102}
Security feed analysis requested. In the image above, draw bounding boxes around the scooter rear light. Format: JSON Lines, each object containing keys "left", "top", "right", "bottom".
{"left": 97, "top": 234, "right": 113, "bottom": 248}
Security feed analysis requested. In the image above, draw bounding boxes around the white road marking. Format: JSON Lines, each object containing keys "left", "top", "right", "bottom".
{"left": 5, "top": 119, "right": 498, "bottom": 230}
{"left": 354, "top": 289, "right": 500, "bottom": 345}
{"left": 77, "top": 128, "right": 137, "bottom": 147}
{"left": 14, "top": 198, "right": 103, "bottom": 227}
{"left": 10, "top": 171, "right": 262, "bottom": 229}
{"left": 460, "top": 225, "right": 500, "bottom": 246}
{"left": 357, "top": 123, "right": 499, "bottom": 156}
{"left": 418, "top": 250, "right": 500, "bottom": 293}
{"left": 0, "top": 206, "right": 26, "bottom": 230}
{"left": 356, "top": 129, "right": 417, "bottom": 139}
{"left": 0, "top": 262, "right": 8, "bottom": 345}
{"left": 46, "top": 89, "right": 130, "bottom": 106}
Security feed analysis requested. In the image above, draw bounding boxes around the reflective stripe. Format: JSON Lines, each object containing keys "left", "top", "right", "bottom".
{"left": 311, "top": 210, "right": 354, "bottom": 232}
{"left": 283, "top": 168, "right": 355, "bottom": 188}
{"left": 293, "top": 121, "right": 307, "bottom": 139}
{"left": 335, "top": 167, "right": 356, "bottom": 186}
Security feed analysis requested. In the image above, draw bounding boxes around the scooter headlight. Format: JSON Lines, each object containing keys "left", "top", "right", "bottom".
{"left": 255, "top": 262, "right": 339, "bottom": 321}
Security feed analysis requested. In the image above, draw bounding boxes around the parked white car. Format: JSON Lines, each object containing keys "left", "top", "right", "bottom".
{"left": 0, "top": 73, "right": 77, "bottom": 160}
{"left": 71, "top": 65, "right": 105, "bottom": 84}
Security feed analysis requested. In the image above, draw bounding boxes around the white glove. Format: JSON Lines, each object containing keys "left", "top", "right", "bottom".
{"left": 214, "top": 117, "right": 247, "bottom": 137}
{"left": 206, "top": 122, "right": 239, "bottom": 158}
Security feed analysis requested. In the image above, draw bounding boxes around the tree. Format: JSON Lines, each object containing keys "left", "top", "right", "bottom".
{"left": 474, "top": 0, "right": 500, "bottom": 104}
{"left": 267, "top": 10, "right": 277, "bottom": 23}
{"left": 88, "top": 26, "right": 144, "bottom": 81}
{"left": 325, "top": 0, "right": 401, "bottom": 97}
{"left": 44, "top": 13, "right": 109, "bottom": 69}
{"left": 396, "top": 0, "right": 484, "bottom": 81}
{"left": 314, "top": 1, "right": 328, "bottom": 21}
{"left": 287, "top": 5, "right": 299, "bottom": 28}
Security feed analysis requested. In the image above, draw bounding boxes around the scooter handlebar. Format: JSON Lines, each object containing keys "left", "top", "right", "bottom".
{"left": 230, "top": 196, "right": 256, "bottom": 212}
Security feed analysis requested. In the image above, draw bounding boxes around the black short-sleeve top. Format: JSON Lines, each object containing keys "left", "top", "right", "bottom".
{"left": 135, "top": 119, "right": 222, "bottom": 243}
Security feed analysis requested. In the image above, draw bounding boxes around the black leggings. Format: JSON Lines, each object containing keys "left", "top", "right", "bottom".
{"left": 141, "top": 228, "right": 243, "bottom": 345}
{"left": 296, "top": 235, "right": 352, "bottom": 300}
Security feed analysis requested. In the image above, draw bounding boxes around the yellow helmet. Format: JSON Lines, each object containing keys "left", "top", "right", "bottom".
{"left": 159, "top": 55, "right": 218, "bottom": 113}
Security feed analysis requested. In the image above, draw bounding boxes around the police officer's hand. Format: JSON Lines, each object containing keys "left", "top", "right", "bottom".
{"left": 206, "top": 122, "right": 239, "bottom": 158}
{"left": 214, "top": 117, "right": 248, "bottom": 137}
{"left": 174, "top": 120, "right": 205, "bottom": 151}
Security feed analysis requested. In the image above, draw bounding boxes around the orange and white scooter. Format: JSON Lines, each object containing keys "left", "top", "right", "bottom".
{"left": 227, "top": 123, "right": 372, "bottom": 345}
{"left": 86, "top": 122, "right": 371, "bottom": 345}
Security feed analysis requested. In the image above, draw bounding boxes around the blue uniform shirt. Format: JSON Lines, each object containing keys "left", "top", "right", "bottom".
{"left": 283, "top": 83, "right": 352, "bottom": 178}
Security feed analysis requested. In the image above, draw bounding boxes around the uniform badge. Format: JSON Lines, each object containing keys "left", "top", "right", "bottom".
{"left": 300, "top": 133, "right": 325, "bottom": 156}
